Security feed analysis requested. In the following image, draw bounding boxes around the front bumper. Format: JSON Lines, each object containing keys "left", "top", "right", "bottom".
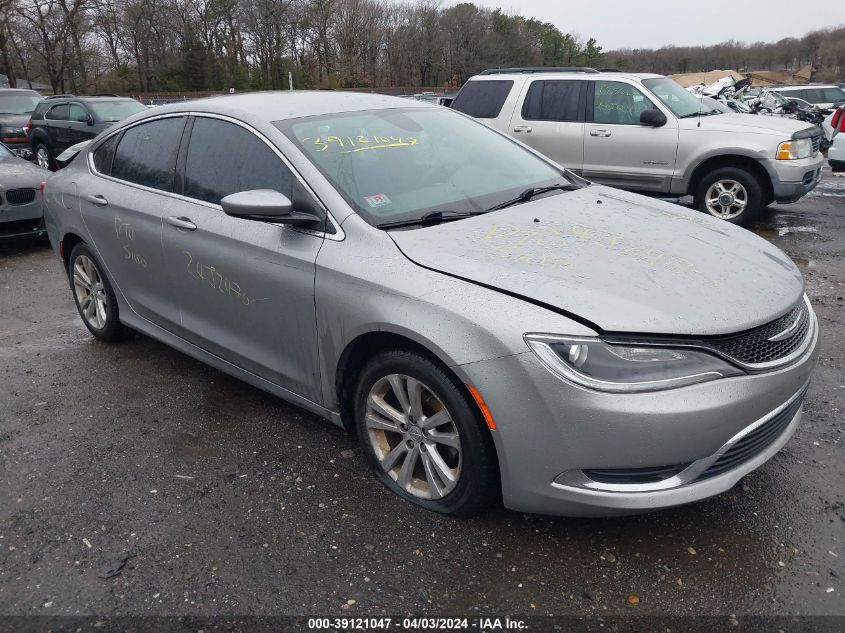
{"left": 764, "top": 154, "right": 825, "bottom": 203}
{"left": 457, "top": 310, "right": 819, "bottom": 517}
{"left": 0, "top": 193, "right": 45, "bottom": 239}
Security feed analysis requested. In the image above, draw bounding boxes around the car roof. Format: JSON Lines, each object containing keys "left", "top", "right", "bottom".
{"left": 776, "top": 84, "right": 839, "bottom": 90}
{"left": 0, "top": 88, "right": 41, "bottom": 95}
{"left": 468, "top": 71, "right": 664, "bottom": 82}
{"left": 145, "top": 90, "right": 434, "bottom": 121}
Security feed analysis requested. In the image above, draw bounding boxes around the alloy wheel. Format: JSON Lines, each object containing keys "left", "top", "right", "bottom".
{"left": 365, "top": 373, "right": 462, "bottom": 500}
{"left": 704, "top": 179, "right": 748, "bottom": 219}
{"left": 72, "top": 255, "right": 108, "bottom": 330}
{"left": 36, "top": 147, "right": 50, "bottom": 170}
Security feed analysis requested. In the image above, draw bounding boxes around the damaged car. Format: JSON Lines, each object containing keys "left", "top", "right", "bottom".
{"left": 43, "top": 93, "right": 818, "bottom": 517}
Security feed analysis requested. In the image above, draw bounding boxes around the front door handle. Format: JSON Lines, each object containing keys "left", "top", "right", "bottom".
{"left": 166, "top": 216, "right": 197, "bottom": 231}
{"left": 590, "top": 129, "right": 612, "bottom": 137}
{"left": 86, "top": 194, "right": 108, "bottom": 206}
{"left": 513, "top": 125, "right": 532, "bottom": 133}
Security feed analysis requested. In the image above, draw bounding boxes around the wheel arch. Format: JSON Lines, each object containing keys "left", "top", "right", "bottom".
{"left": 688, "top": 154, "right": 774, "bottom": 204}
{"left": 334, "top": 330, "right": 470, "bottom": 434}
{"left": 60, "top": 232, "right": 86, "bottom": 271}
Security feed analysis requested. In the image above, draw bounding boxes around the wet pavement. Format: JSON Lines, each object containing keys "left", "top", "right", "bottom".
{"left": 0, "top": 173, "right": 843, "bottom": 619}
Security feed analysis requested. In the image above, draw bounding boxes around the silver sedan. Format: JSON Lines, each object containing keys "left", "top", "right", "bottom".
{"left": 43, "top": 93, "right": 818, "bottom": 517}
{"left": 0, "top": 142, "right": 45, "bottom": 239}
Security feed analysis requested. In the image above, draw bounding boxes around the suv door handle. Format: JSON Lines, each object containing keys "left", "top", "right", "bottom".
{"left": 166, "top": 216, "right": 197, "bottom": 231}
{"left": 513, "top": 125, "right": 532, "bottom": 133}
{"left": 590, "top": 129, "right": 612, "bottom": 137}
{"left": 86, "top": 194, "right": 108, "bottom": 206}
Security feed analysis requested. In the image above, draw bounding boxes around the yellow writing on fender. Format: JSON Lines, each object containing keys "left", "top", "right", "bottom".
{"left": 301, "top": 135, "right": 419, "bottom": 153}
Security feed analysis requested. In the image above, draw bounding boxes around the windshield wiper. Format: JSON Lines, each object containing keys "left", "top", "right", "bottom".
{"left": 679, "top": 110, "right": 720, "bottom": 118}
{"left": 487, "top": 183, "right": 579, "bottom": 211}
{"left": 377, "top": 209, "right": 487, "bottom": 230}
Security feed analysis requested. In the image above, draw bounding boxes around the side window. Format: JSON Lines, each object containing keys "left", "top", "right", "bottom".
{"left": 183, "top": 117, "right": 302, "bottom": 207}
{"left": 451, "top": 80, "right": 514, "bottom": 119}
{"left": 593, "top": 81, "right": 657, "bottom": 125}
{"left": 522, "top": 80, "right": 582, "bottom": 122}
{"left": 92, "top": 134, "right": 120, "bottom": 175}
{"left": 111, "top": 117, "right": 185, "bottom": 192}
{"left": 46, "top": 104, "right": 69, "bottom": 121}
{"left": 69, "top": 104, "right": 89, "bottom": 123}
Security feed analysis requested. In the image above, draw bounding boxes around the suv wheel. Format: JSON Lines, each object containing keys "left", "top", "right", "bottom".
{"left": 694, "top": 166, "right": 764, "bottom": 226}
{"left": 354, "top": 350, "right": 499, "bottom": 516}
{"left": 34, "top": 143, "right": 55, "bottom": 171}
{"left": 68, "top": 243, "right": 130, "bottom": 342}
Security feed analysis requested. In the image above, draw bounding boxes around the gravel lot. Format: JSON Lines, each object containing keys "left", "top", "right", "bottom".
{"left": 0, "top": 172, "right": 843, "bottom": 622}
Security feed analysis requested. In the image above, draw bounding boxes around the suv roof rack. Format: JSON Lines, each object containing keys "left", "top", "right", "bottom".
{"left": 91, "top": 93, "right": 121, "bottom": 97}
{"left": 44, "top": 94, "right": 75, "bottom": 99}
{"left": 479, "top": 67, "right": 599, "bottom": 75}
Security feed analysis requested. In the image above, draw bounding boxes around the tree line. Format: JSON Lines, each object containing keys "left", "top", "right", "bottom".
{"left": 0, "top": 0, "right": 603, "bottom": 94}
{"left": 606, "top": 26, "right": 845, "bottom": 82}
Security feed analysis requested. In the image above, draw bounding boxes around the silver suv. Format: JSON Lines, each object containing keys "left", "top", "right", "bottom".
{"left": 452, "top": 68, "right": 825, "bottom": 226}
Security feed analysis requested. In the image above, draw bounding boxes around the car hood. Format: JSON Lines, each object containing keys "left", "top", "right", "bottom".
{"left": 388, "top": 186, "right": 804, "bottom": 336}
{"left": 0, "top": 156, "right": 46, "bottom": 187}
{"left": 681, "top": 112, "right": 816, "bottom": 137}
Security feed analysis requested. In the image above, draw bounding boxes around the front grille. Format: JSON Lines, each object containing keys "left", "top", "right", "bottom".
{"left": 698, "top": 389, "right": 805, "bottom": 480}
{"left": 705, "top": 299, "right": 810, "bottom": 366}
{"left": 812, "top": 136, "right": 821, "bottom": 154}
{"left": 584, "top": 463, "right": 690, "bottom": 485}
{"left": 5, "top": 188, "right": 37, "bottom": 205}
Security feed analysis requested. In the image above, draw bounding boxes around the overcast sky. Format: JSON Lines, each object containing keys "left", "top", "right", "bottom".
{"left": 458, "top": 0, "right": 840, "bottom": 50}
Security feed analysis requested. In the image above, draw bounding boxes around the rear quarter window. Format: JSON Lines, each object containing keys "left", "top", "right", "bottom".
{"left": 451, "top": 80, "right": 514, "bottom": 119}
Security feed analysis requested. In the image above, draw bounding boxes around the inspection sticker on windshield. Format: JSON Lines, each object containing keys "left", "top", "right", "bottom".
{"left": 364, "top": 194, "right": 391, "bottom": 208}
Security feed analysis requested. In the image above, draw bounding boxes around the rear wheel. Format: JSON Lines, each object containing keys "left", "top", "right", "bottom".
{"left": 694, "top": 166, "right": 764, "bottom": 226}
{"left": 68, "top": 243, "right": 130, "bottom": 342}
{"left": 354, "top": 350, "right": 499, "bottom": 516}
{"left": 34, "top": 143, "right": 55, "bottom": 171}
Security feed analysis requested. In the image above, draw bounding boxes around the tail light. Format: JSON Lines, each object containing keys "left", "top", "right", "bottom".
{"left": 24, "top": 119, "right": 31, "bottom": 135}
{"left": 39, "top": 181, "right": 46, "bottom": 194}
{"left": 832, "top": 107, "right": 844, "bottom": 132}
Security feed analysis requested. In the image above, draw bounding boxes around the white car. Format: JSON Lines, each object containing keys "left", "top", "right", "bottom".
{"left": 827, "top": 107, "right": 845, "bottom": 172}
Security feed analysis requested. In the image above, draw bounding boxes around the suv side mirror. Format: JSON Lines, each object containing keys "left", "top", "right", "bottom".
{"left": 221, "top": 189, "right": 322, "bottom": 226}
{"left": 87, "top": 115, "right": 95, "bottom": 126}
{"left": 640, "top": 109, "right": 667, "bottom": 127}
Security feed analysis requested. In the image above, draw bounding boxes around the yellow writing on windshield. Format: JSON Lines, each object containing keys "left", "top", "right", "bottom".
{"left": 301, "top": 134, "right": 419, "bottom": 153}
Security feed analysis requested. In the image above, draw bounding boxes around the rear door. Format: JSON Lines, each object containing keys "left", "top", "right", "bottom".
{"left": 44, "top": 103, "right": 73, "bottom": 152}
{"left": 160, "top": 115, "right": 325, "bottom": 399}
{"left": 78, "top": 115, "right": 187, "bottom": 330}
{"left": 508, "top": 79, "right": 586, "bottom": 171}
{"left": 582, "top": 80, "right": 679, "bottom": 192}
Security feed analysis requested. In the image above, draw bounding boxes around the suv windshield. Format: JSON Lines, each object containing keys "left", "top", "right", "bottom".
{"left": 642, "top": 77, "right": 720, "bottom": 118}
{"left": 0, "top": 93, "right": 41, "bottom": 115}
{"left": 277, "top": 108, "right": 575, "bottom": 227}
{"left": 89, "top": 100, "right": 147, "bottom": 123}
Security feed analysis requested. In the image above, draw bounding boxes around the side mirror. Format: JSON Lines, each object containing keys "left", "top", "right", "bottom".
{"left": 640, "top": 109, "right": 667, "bottom": 127}
{"left": 87, "top": 115, "right": 95, "bottom": 126}
{"left": 221, "top": 189, "right": 321, "bottom": 225}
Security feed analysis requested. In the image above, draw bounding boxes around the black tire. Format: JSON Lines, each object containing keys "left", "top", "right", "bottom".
{"left": 33, "top": 142, "right": 56, "bottom": 171}
{"left": 67, "top": 243, "right": 130, "bottom": 342}
{"left": 354, "top": 349, "right": 500, "bottom": 517}
{"left": 693, "top": 166, "right": 765, "bottom": 227}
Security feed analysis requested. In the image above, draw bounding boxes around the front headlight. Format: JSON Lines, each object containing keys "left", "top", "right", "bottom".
{"left": 776, "top": 138, "right": 812, "bottom": 160}
{"left": 524, "top": 335, "right": 744, "bottom": 393}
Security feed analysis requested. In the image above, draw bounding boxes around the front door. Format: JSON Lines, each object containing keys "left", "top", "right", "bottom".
{"left": 161, "top": 115, "right": 324, "bottom": 400}
{"left": 78, "top": 116, "right": 187, "bottom": 330}
{"left": 508, "top": 79, "right": 586, "bottom": 171}
{"left": 583, "top": 80, "right": 679, "bottom": 192}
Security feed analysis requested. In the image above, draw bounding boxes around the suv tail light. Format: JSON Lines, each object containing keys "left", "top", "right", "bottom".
{"left": 832, "top": 107, "right": 844, "bottom": 133}
{"left": 24, "top": 119, "right": 31, "bottom": 135}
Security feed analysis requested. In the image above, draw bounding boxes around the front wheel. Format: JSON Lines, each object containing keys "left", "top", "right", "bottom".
{"left": 68, "top": 243, "right": 130, "bottom": 342}
{"left": 694, "top": 166, "right": 764, "bottom": 226}
{"left": 354, "top": 350, "right": 499, "bottom": 516}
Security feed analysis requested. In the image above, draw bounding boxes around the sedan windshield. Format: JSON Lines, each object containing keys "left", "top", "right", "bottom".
{"left": 0, "top": 93, "right": 41, "bottom": 115}
{"left": 277, "top": 108, "right": 575, "bottom": 227}
{"left": 89, "top": 100, "right": 147, "bottom": 123}
{"left": 642, "top": 77, "right": 720, "bottom": 118}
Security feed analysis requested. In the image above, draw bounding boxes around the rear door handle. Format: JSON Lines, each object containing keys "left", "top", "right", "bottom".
{"left": 513, "top": 125, "right": 532, "bottom": 133}
{"left": 86, "top": 194, "right": 108, "bottom": 206}
{"left": 590, "top": 129, "right": 612, "bottom": 137}
{"left": 166, "top": 216, "right": 197, "bottom": 231}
